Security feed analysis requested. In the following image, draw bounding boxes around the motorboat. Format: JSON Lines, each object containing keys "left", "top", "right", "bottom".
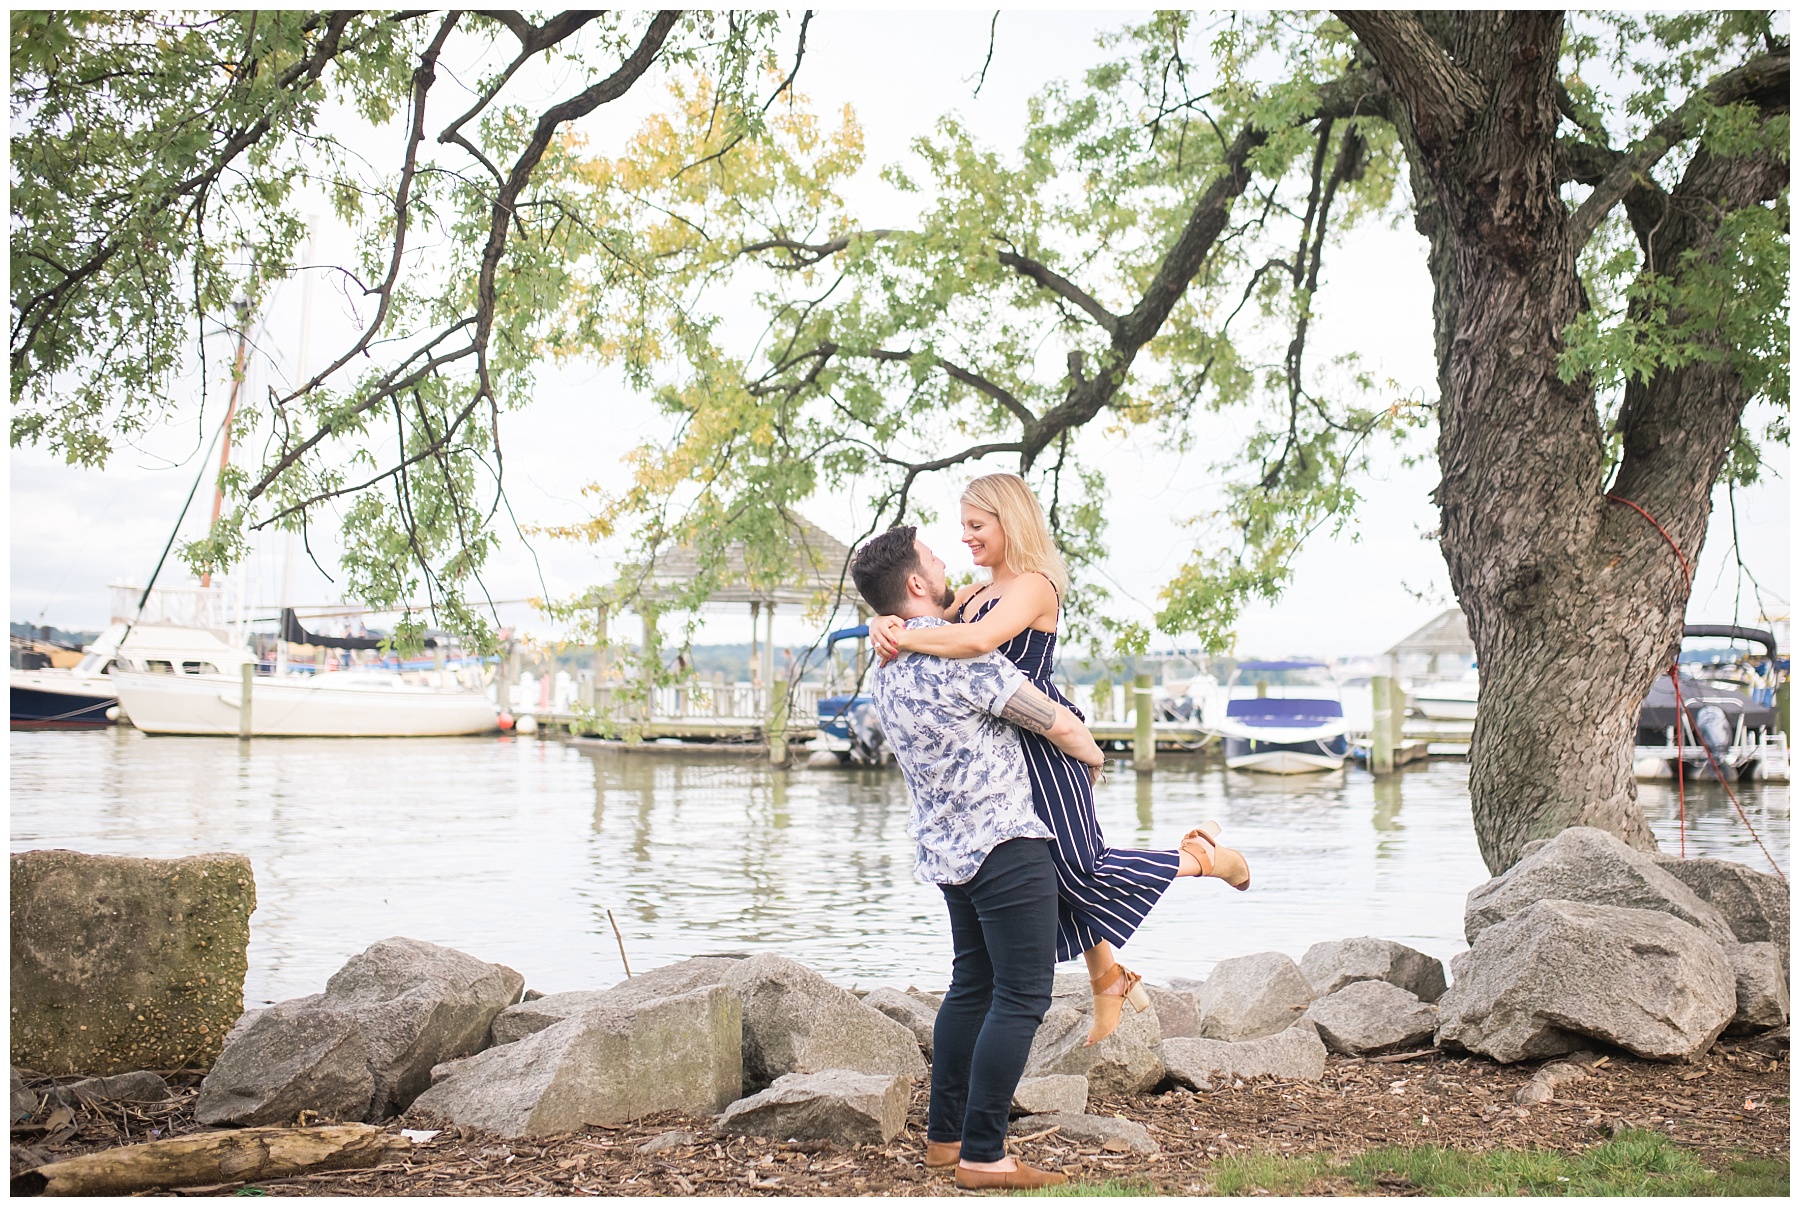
{"left": 1208, "top": 660, "right": 1350, "bottom": 773}
{"left": 1408, "top": 667, "right": 1480, "bottom": 721}
{"left": 10, "top": 624, "right": 131, "bottom": 727}
{"left": 7, "top": 622, "right": 220, "bottom": 727}
{"left": 808, "top": 625, "right": 889, "bottom": 765}
{"left": 109, "top": 623, "right": 500, "bottom": 738}
{"left": 1632, "top": 625, "right": 1788, "bottom": 783}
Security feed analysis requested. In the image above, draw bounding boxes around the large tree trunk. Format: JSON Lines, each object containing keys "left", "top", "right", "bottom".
{"left": 1337, "top": 12, "right": 1788, "bottom": 873}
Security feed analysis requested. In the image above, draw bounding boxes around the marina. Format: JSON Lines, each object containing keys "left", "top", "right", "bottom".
{"left": 10, "top": 727, "right": 1787, "bottom": 1009}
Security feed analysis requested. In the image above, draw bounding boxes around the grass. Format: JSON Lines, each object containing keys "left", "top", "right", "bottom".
{"left": 1018, "top": 1131, "right": 1787, "bottom": 1197}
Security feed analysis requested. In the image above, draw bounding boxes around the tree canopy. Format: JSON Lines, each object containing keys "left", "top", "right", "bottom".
{"left": 11, "top": 10, "right": 1787, "bottom": 671}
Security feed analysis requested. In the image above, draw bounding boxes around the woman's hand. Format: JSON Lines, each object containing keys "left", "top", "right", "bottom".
{"left": 868, "top": 615, "right": 906, "bottom": 662}
{"left": 1086, "top": 754, "right": 1106, "bottom": 788}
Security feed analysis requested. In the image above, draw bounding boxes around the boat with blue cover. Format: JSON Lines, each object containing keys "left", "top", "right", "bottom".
{"left": 1208, "top": 660, "right": 1350, "bottom": 773}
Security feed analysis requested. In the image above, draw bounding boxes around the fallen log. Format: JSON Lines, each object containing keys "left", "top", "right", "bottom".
{"left": 12, "top": 1123, "right": 404, "bottom": 1196}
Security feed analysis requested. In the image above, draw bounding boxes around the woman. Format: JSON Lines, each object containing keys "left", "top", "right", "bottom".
{"left": 869, "top": 473, "right": 1250, "bottom": 1045}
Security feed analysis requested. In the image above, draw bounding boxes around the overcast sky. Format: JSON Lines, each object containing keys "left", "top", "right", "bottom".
{"left": 10, "top": 11, "right": 1790, "bottom": 656}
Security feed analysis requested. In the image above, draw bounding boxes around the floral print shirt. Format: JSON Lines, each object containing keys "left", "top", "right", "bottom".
{"left": 871, "top": 618, "right": 1055, "bottom": 885}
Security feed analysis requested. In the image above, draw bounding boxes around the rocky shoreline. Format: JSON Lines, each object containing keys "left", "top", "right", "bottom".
{"left": 9, "top": 827, "right": 1790, "bottom": 1194}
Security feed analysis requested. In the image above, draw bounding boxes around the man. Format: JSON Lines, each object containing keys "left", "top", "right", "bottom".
{"left": 850, "top": 525, "right": 1105, "bottom": 1191}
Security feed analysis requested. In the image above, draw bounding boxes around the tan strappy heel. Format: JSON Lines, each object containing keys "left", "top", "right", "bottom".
{"left": 1085, "top": 961, "right": 1151, "bottom": 1047}
{"left": 1182, "top": 820, "right": 1251, "bottom": 890}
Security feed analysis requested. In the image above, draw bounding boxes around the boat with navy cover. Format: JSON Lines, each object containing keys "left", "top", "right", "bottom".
{"left": 1632, "top": 624, "right": 1788, "bottom": 783}
{"left": 1208, "top": 660, "right": 1350, "bottom": 773}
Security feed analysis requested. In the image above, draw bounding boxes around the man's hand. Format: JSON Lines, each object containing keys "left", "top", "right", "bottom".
{"left": 868, "top": 614, "right": 905, "bottom": 663}
{"left": 999, "top": 681, "right": 1106, "bottom": 772}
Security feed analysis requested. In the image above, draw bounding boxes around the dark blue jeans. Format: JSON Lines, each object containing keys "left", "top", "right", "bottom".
{"left": 927, "top": 837, "right": 1057, "bottom": 1163}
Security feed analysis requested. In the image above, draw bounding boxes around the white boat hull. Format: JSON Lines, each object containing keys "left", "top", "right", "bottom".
{"left": 112, "top": 671, "right": 498, "bottom": 737}
{"left": 1225, "top": 747, "right": 1346, "bottom": 774}
{"left": 1410, "top": 695, "right": 1478, "bottom": 722}
{"left": 1632, "top": 733, "right": 1789, "bottom": 784}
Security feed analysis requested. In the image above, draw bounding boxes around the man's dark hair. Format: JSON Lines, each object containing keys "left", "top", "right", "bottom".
{"left": 850, "top": 525, "right": 920, "bottom": 614}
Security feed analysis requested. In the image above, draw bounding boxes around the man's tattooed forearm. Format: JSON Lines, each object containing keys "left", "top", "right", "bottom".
{"left": 999, "top": 684, "right": 1058, "bottom": 733}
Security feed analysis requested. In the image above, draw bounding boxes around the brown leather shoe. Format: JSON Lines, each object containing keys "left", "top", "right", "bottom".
{"left": 924, "top": 1140, "right": 961, "bottom": 1169}
{"left": 954, "top": 1161, "right": 1068, "bottom": 1190}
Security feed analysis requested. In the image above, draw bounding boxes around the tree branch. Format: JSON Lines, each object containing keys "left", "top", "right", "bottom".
{"left": 1568, "top": 49, "right": 1788, "bottom": 251}
{"left": 995, "top": 250, "right": 1120, "bottom": 335}
{"left": 1333, "top": 9, "right": 1480, "bottom": 155}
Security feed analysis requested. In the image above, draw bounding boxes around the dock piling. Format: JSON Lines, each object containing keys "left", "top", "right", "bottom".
{"left": 1371, "top": 675, "right": 1396, "bottom": 775}
{"left": 238, "top": 663, "right": 254, "bottom": 740}
{"left": 1133, "top": 672, "right": 1156, "bottom": 774}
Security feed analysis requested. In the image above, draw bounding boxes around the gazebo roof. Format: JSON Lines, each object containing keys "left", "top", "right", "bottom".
{"left": 1384, "top": 608, "right": 1473, "bottom": 658}
{"left": 623, "top": 514, "right": 863, "bottom": 608}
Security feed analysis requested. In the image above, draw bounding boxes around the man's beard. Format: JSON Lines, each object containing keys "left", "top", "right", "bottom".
{"left": 938, "top": 583, "right": 956, "bottom": 610}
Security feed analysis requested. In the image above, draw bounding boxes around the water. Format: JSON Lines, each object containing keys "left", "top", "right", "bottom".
{"left": 10, "top": 729, "right": 1788, "bottom": 1005}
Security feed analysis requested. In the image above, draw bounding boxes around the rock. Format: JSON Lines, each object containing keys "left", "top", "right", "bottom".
{"left": 1300, "top": 938, "right": 1448, "bottom": 1003}
{"left": 1144, "top": 984, "right": 1205, "bottom": 1038}
{"left": 722, "top": 955, "right": 925, "bottom": 1091}
{"left": 904, "top": 987, "right": 943, "bottom": 1010}
{"left": 1160, "top": 1024, "right": 1328, "bottom": 1086}
{"left": 715, "top": 1069, "right": 909, "bottom": 1145}
{"left": 197, "top": 938, "right": 523, "bottom": 1126}
{"left": 1023, "top": 1001, "right": 1164, "bottom": 1096}
{"left": 11, "top": 850, "right": 256, "bottom": 1075}
{"left": 1301, "top": 981, "right": 1438, "bottom": 1056}
{"left": 1193, "top": 952, "right": 1315, "bottom": 1040}
{"left": 196, "top": 999, "right": 376, "bottom": 1125}
{"left": 1008, "top": 1112, "right": 1158, "bottom": 1154}
{"left": 12, "top": 1069, "right": 37, "bottom": 1121}
{"left": 1727, "top": 942, "right": 1789, "bottom": 1034}
{"left": 63, "top": 1070, "right": 170, "bottom": 1103}
{"left": 1465, "top": 828, "right": 1735, "bottom": 949}
{"left": 491, "top": 990, "right": 613, "bottom": 1046}
{"left": 637, "top": 1129, "right": 697, "bottom": 1154}
{"left": 1436, "top": 899, "right": 1735, "bottom": 1063}
{"left": 1655, "top": 857, "right": 1789, "bottom": 969}
{"left": 861, "top": 987, "right": 938, "bottom": 1058}
{"left": 1011, "top": 1074, "right": 1087, "bottom": 1117}
{"left": 411, "top": 985, "right": 741, "bottom": 1138}
{"left": 1514, "top": 1056, "right": 1592, "bottom": 1105}
{"left": 490, "top": 956, "right": 747, "bottom": 1046}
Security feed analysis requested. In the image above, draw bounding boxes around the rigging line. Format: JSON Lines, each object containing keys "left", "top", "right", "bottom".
{"left": 124, "top": 406, "right": 234, "bottom": 645}
{"left": 1667, "top": 665, "right": 1689, "bottom": 860}
{"left": 1604, "top": 492, "right": 1691, "bottom": 583}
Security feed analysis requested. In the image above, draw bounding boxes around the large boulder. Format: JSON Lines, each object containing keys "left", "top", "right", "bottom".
{"left": 722, "top": 955, "right": 925, "bottom": 1091}
{"left": 1009, "top": 1112, "right": 1158, "bottom": 1154}
{"left": 1301, "top": 980, "right": 1438, "bottom": 1056}
{"left": 861, "top": 987, "right": 938, "bottom": 1058}
{"left": 491, "top": 956, "right": 746, "bottom": 1046}
{"left": 1727, "top": 942, "right": 1789, "bottom": 1034}
{"left": 1160, "top": 1024, "right": 1328, "bottom": 1087}
{"left": 1436, "top": 899, "right": 1734, "bottom": 1063}
{"left": 1023, "top": 1002, "right": 1164, "bottom": 1096}
{"left": 196, "top": 937, "right": 523, "bottom": 1125}
{"left": 1465, "top": 828, "right": 1735, "bottom": 948}
{"left": 1300, "top": 938, "right": 1447, "bottom": 1003}
{"left": 11, "top": 850, "right": 256, "bottom": 1075}
{"left": 1143, "top": 985, "right": 1204, "bottom": 1038}
{"left": 715, "top": 1069, "right": 909, "bottom": 1145}
{"left": 1012, "top": 1074, "right": 1087, "bottom": 1117}
{"left": 1193, "top": 952, "right": 1314, "bottom": 1040}
{"left": 1655, "top": 857, "right": 1789, "bottom": 969}
{"left": 411, "top": 985, "right": 741, "bottom": 1138}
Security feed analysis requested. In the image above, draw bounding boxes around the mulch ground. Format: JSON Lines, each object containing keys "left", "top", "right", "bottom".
{"left": 12, "top": 1033, "right": 1787, "bottom": 1196}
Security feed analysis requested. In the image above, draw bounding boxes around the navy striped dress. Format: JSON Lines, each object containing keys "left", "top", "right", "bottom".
{"left": 965, "top": 593, "right": 1182, "bottom": 962}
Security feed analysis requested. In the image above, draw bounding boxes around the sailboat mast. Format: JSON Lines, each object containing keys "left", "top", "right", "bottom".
{"left": 199, "top": 300, "right": 251, "bottom": 590}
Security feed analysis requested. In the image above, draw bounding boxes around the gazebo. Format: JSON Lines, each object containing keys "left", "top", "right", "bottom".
{"left": 1382, "top": 608, "right": 1475, "bottom": 680}
{"left": 592, "top": 513, "right": 869, "bottom": 695}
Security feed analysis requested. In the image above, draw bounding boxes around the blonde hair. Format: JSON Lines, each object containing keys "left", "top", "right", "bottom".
{"left": 961, "top": 472, "right": 1069, "bottom": 596}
